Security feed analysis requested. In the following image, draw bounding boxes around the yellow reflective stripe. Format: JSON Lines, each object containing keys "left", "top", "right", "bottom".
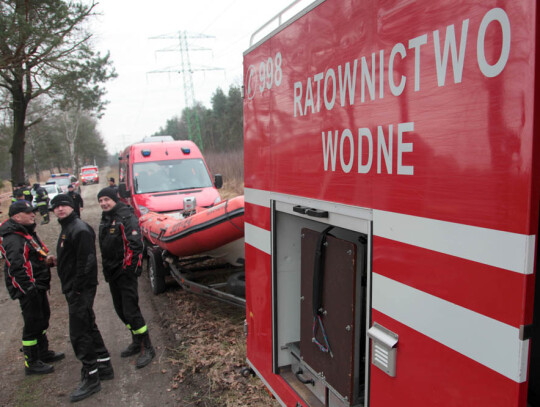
{"left": 132, "top": 325, "right": 148, "bottom": 335}
{"left": 22, "top": 339, "right": 37, "bottom": 346}
{"left": 36, "top": 202, "right": 47, "bottom": 206}
{"left": 126, "top": 324, "right": 131, "bottom": 330}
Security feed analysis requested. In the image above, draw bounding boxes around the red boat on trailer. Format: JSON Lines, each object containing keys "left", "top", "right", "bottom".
{"left": 139, "top": 196, "right": 247, "bottom": 306}
{"left": 140, "top": 195, "right": 245, "bottom": 258}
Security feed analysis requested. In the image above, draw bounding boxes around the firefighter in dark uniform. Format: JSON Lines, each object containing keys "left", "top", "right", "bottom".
{"left": 108, "top": 177, "right": 117, "bottom": 189}
{"left": 50, "top": 194, "right": 113, "bottom": 403}
{"left": 12, "top": 188, "right": 26, "bottom": 201}
{"left": 97, "top": 187, "right": 155, "bottom": 369}
{"left": 12, "top": 182, "right": 33, "bottom": 203}
{"left": 67, "top": 184, "right": 84, "bottom": 217}
{"left": 32, "top": 183, "right": 49, "bottom": 225}
{"left": 0, "top": 200, "right": 64, "bottom": 376}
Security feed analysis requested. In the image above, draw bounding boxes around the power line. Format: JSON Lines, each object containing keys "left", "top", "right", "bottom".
{"left": 149, "top": 31, "right": 224, "bottom": 150}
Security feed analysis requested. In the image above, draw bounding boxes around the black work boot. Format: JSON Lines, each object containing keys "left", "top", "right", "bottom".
{"left": 23, "top": 345, "right": 54, "bottom": 376}
{"left": 70, "top": 366, "right": 101, "bottom": 403}
{"left": 97, "top": 356, "right": 114, "bottom": 381}
{"left": 135, "top": 333, "right": 155, "bottom": 369}
{"left": 120, "top": 333, "right": 139, "bottom": 358}
{"left": 38, "top": 333, "right": 65, "bottom": 363}
{"left": 40, "top": 212, "right": 50, "bottom": 225}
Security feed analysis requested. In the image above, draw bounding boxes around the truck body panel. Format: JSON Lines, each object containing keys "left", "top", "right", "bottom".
{"left": 243, "top": 1, "right": 539, "bottom": 406}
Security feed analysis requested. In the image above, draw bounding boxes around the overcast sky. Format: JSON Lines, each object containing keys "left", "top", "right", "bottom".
{"left": 89, "top": 0, "right": 307, "bottom": 153}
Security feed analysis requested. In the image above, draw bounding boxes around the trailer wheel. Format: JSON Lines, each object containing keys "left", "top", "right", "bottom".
{"left": 148, "top": 249, "right": 166, "bottom": 295}
{"left": 240, "top": 366, "right": 255, "bottom": 378}
{"left": 227, "top": 271, "right": 245, "bottom": 298}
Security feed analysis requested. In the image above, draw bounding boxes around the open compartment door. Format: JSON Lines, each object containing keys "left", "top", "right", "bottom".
{"left": 300, "top": 228, "right": 359, "bottom": 402}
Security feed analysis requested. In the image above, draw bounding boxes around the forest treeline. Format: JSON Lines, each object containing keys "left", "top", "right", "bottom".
{"left": 0, "top": 0, "right": 115, "bottom": 188}
{"left": 0, "top": 105, "right": 109, "bottom": 184}
{"left": 0, "top": 83, "right": 244, "bottom": 186}
{"left": 0, "top": 0, "right": 244, "bottom": 188}
{"left": 152, "top": 85, "right": 243, "bottom": 152}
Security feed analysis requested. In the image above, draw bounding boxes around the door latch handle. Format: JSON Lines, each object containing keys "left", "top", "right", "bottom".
{"left": 295, "top": 368, "right": 315, "bottom": 386}
{"left": 293, "top": 205, "right": 329, "bottom": 218}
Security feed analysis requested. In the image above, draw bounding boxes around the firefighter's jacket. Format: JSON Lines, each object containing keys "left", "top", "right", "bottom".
{"left": 23, "top": 188, "right": 33, "bottom": 203}
{"left": 98, "top": 202, "right": 143, "bottom": 282}
{"left": 34, "top": 186, "right": 49, "bottom": 207}
{"left": 68, "top": 191, "right": 84, "bottom": 213}
{"left": 11, "top": 186, "right": 33, "bottom": 203}
{"left": 56, "top": 212, "right": 98, "bottom": 294}
{"left": 0, "top": 219, "right": 51, "bottom": 299}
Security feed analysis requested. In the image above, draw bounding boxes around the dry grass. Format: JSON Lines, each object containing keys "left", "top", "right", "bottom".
{"left": 204, "top": 150, "right": 244, "bottom": 200}
{"left": 162, "top": 289, "right": 277, "bottom": 407}
{"left": 0, "top": 196, "right": 9, "bottom": 222}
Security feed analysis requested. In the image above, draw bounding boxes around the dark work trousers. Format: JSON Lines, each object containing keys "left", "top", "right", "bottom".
{"left": 37, "top": 204, "right": 48, "bottom": 217}
{"left": 19, "top": 290, "right": 50, "bottom": 342}
{"left": 108, "top": 271, "right": 146, "bottom": 332}
{"left": 66, "top": 287, "right": 109, "bottom": 370}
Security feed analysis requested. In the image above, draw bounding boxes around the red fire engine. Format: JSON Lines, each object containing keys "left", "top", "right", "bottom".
{"left": 243, "top": 1, "right": 540, "bottom": 406}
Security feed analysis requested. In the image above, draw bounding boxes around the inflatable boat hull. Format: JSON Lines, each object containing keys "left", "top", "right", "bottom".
{"left": 140, "top": 195, "right": 245, "bottom": 258}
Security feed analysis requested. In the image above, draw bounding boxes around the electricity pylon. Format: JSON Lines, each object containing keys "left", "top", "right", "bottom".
{"left": 150, "top": 31, "right": 223, "bottom": 151}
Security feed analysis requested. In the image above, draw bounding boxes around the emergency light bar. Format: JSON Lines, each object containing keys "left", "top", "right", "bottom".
{"left": 181, "top": 147, "right": 190, "bottom": 154}
{"left": 141, "top": 150, "right": 151, "bottom": 157}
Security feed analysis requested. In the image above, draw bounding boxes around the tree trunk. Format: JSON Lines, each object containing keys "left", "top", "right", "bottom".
{"left": 10, "top": 86, "right": 28, "bottom": 188}
{"left": 63, "top": 110, "right": 80, "bottom": 175}
{"left": 28, "top": 135, "right": 40, "bottom": 182}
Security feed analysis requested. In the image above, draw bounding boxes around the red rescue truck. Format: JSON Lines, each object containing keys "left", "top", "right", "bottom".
{"left": 80, "top": 165, "right": 99, "bottom": 185}
{"left": 243, "top": 1, "right": 539, "bottom": 406}
{"left": 117, "top": 137, "right": 223, "bottom": 218}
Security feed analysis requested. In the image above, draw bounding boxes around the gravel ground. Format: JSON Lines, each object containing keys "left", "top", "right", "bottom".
{"left": 0, "top": 177, "right": 278, "bottom": 407}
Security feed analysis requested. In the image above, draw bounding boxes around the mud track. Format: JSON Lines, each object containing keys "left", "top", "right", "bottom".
{"left": 0, "top": 178, "right": 278, "bottom": 407}
{"left": 0, "top": 182, "right": 179, "bottom": 406}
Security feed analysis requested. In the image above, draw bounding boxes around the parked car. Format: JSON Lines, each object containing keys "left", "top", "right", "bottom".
{"left": 80, "top": 165, "right": 99, "bottom": 185}
{"left": 47, "top": 173, "right": 80, "bottom": 193}
{"left": 31, "top": 183, "right": 63, "bottom": 210}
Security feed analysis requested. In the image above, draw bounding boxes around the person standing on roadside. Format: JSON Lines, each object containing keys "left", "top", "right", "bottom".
{"left": 12, "top": 182, "right": 33, "bottom": 204}
{"left": 32, "top": 183, "right": 49, "bottom": 225}
{"left": 108, "top": 177, "right": 117, "bottom": 190}
{"left": 50, "top": 194, "right": 113, "bottom": 403}
{"left": 67, "top": 184, "right": 84, "bottom": 217}
{"left": 97, "top": 187, "right": 155, "bottom": 369}
{"left": 0, "top": 200, "right": 64, "bottom": 376}
{"left": 13, "top": 188, "right": 26, "bottom": 202}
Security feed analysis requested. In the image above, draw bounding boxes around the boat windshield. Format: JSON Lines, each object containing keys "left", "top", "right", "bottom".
{"left": 132, "top": 158, "right": 213, "bottom": 194}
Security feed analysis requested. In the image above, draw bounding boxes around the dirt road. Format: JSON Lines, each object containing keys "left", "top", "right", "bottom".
{"left": 0, "top": 182, "right": 180, "bottom": 406}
